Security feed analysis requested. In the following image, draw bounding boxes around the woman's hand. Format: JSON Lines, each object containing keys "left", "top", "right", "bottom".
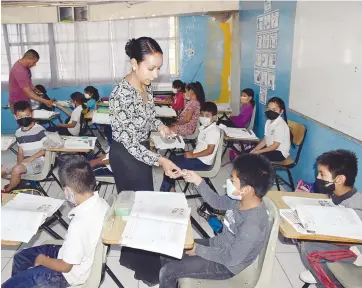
{"left": 158, "top": 157, "right": 181, "bottom": 178}
{"left": 182, "top": 170, "right": 203, "bottom": 186}
{"left": 159, "top": 125, "right": 176, "bottom": 139}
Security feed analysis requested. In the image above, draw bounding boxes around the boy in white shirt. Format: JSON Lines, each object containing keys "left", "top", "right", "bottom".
{"left": 2, "top": 155, "right": 109, "bottom": 288}
{"left": 160, "top": 102, "right": 220, "bottom": 192}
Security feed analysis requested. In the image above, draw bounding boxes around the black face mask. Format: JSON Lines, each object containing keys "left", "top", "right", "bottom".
{"left": 314, "top": 178, "right": 335, "bottom": 195}
{"left": 265, "top": 110, "right": 280, "bottom": 120}
{"left": 17, "top": 117, "right": 33, "bottom": 128}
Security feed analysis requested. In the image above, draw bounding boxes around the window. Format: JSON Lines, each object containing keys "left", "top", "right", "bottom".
{"left": 1, "top": 17, "right": 179, "bottom": 87}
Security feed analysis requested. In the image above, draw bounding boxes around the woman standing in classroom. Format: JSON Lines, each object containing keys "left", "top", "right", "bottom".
{"left": 109, "top": 37, "right": 181, "bottom": 285}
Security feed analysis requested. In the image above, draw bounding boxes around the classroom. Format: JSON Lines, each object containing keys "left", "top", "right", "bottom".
{"left": 1, "top": 0, "right": 362, "bottom": 287}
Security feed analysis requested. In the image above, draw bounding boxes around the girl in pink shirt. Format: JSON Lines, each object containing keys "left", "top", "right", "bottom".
{"left": 171, "top": 80, "right": 185, "bottom": 113}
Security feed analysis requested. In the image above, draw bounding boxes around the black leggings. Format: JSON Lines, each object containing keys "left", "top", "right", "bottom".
{"left": 217, "top": 119, "right": 238, "bottom": 128}
{"left": 261, "top": 151, "right": 286, "bottom": 162}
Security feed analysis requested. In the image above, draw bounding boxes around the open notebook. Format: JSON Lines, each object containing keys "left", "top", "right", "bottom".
{"left": 280, "top": 196, "right": 362, "bottom": 240}
{"left": 1, "top": 194, "right": 64, "bottom": 243}
{"left": 220, "top": 126, "right": 258, "bottom": 140}
{"left": 121, "top": 192, "right": 190, "bottom": 259}
{"left": 151, "top": 132, "right": 185, "bottom": 150}
{"left": 63, "top": 137, "right": 96, "bottom": 150}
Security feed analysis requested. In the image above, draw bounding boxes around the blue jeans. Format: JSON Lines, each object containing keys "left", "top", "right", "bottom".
{"left": 2, "top": 245, "right": 69, "bottom": 288}
{"left": 160, "top": 155, "right": 210, "bottom": 192}
{"left": 159, "top": 239, "right": 234, "bottom": 288}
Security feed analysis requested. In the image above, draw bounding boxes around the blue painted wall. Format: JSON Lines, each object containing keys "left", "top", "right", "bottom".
{"left": 239, "top": 0, "right": 362, "bottom": 190}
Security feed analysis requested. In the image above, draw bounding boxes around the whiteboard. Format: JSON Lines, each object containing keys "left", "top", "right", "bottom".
{"left": 289, "top": 1, "right": 362, "bottom": 141}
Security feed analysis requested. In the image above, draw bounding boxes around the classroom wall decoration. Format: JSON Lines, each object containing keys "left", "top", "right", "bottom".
{"left": 255, "top": 0, "right": 279, "bottom": 104}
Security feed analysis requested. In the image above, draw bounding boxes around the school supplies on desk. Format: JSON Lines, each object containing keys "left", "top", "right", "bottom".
{"left": 33, "top": 109, "right": 57, "bottom": 119}
{"left": 151, "top": 132, "right": 185, "bottom": 150}
{"left": 63, "top": 137, "right": 96, "bottom": 150}
{"left": 121, "top": 192, "right": 191, "bottom": 259}
{"left": 1, "top": 194, "right": 64, "bottom": 243}
{"left": 155, "top": 106, "right": 177, "bottom": 117}
{"left": 220, "top": 126, "right": 258, "bottom": 140}
{"left": 282, "top": 196, "right": 335, "bottom": 209}
{"left": 92, "top": 112, "right": 111, "bottom": 125}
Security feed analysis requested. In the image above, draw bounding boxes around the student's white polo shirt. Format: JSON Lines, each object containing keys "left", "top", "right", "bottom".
{"left": 194, "top": 122, "right": 221, "bottom": 165}
{"left": 68, "top": 105, "right": 82, "bottom": 136}
{"left": 57, "top": 192, "right": 109, "bottom": 286}
{"left": 264, "top": 116, "right": 291, "bottom": 158}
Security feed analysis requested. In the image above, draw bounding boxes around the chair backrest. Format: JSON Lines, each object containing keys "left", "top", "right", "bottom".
{"left": 246, "top": 105, "right": 257, "bottom": 131}
{"left": 79, "top": 108, "right": 90, "bottom": 136}
{"left": 22, "top": 150, "right": 56, "bottom": 181}
{"left": 196, "top": 130, "right": 224, "bottom": 179}
{"left": 288, "top": 120, "right": 307, "bottom": 164}
{"left": 183, "top": 120, "right": 200, "bottom": 140}
{"left": 229, "top": 197, "right": 280, "bottom": 287}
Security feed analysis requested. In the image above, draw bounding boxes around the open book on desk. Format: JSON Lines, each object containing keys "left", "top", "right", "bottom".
{"left": 220, "top": 126, "right": 258, "bottom": 140}
{"left": 151, "top": 132, "right": 185, "bottom": 150}
{"left": 121, "top": 192, "right": 190, "bottom": 259}
{"left": 1, "top": 194, "right": 64, "bottom": 243}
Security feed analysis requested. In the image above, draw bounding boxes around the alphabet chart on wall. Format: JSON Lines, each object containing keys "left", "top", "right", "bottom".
{"left": 254, "top": 0, "right": 279, "bottom": 104}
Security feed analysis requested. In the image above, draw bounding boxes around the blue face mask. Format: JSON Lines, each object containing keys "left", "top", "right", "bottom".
{"left": 64, "top": 188, "right": 77, "bottom": 206}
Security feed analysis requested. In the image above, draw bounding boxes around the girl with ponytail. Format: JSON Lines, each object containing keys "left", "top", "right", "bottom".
{"left": 250, "top": 97, "right": 292, "bottom": 162}
{"left": 169, "top": 81, "right": 204, "bottom": 137}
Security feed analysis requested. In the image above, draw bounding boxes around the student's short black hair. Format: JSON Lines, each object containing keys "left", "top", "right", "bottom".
{"left": 316, "top": 149, "right": 358, "bottom": 187}
{"left": 233, "top": 154, "right": 273, "bottom": 198}
{"left": 23, "top": 49, "right": 39, "bottom": 59}
{"left": 58, "top": 155, "right": 96, "bottom": 193}
{"left": 35, "top": 84, "right": 47, "bottom": 94}
{"left": 13, "top": 101, "right": 32, "bottom": 114}
{"left": 201, "top": 102, "right": 218, "bottom": 116}
{"left": 71, "top": 92, "right": 87, "bottom": 105}
{"left": 172, "top": 80, "right": 186, "bottom": 92}
{"left": 125, "top": 37, "right": 163, "bottom": 63}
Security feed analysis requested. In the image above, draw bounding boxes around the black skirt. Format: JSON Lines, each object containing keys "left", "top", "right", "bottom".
{"left": 109, "top": 139, "right": 154, "bottom": 192}
{"left": 109, "top": 139, "right": 160, "bottom": 286}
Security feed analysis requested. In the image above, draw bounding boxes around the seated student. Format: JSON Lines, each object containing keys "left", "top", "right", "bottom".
{"left": 35, "top": 84, "right": 53, "bottom": 111}
{"left": 84, "top": 86, "right": 100, "bottom": 111}
{"left": 51, "top": 92, "right": 87, "bottom": 136}
{"left": 250, "top": 97, "right": 291, "bottom": 162}
{"left": 2, "top": 156, "right": 109, "bottom": 288}
{"left": 218, "top": 88, "right": 255, "bottom": 128}
{"left": 171, "top": 80, "right": 185, "bottom": 113}
{"left": 89, "top": 153, "right": 113, "bottom": 176}
{"left": 160, "top": 102, "right": 220, "bottom": 192}
{"left": 169, "top": 82, "right": 205, "bottom": 137}
{"left": 1, "top": 101, "right": 46, "bottom": 193}
{"left": 299, "top": 149, "right": 362, "bottom": 288}
{"left": 159, "top": 153, "right": 272, "bottom": 288}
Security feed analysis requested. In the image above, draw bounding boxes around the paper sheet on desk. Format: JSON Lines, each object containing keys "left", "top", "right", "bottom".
{"left": 64, "top": 138, "right": 94, "bottom": 150}
{"left": 33, "top": 110, "right": 57, "bottom": 119}
{"left": 155, "top": 106, "right": 177, "bottom": 117}
{"left": 92, "top": 112, "right": 110, "bottom": 125}
{"left": 151, "top": 133, "right": 185, "bottom": 150}
{"left": 282, "top": 196, "right": 335, "bottom": 210}
{"left": 221, "top": 127, "right": 258, "bottom": 140}
{"left": 121, "top": 217, "right": 188, "bottom": 259}
{"left": 216, "top": 104, "right": 232, "bottom": 112}
{"left": 1, "top": 207, "right": 47, "bottom": 243}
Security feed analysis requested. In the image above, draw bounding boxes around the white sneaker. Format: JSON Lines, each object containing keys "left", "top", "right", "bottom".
{"left": 299, "top": 270, "right": 317, "bottom": 284}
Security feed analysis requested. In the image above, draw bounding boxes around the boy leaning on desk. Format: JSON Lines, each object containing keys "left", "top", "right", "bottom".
{"left": 2, "top": 156, "right": 109, "bottom": 288}
{"left": 1, "top": 101, "right": 47, "bottom": 193}
{"left": 299, "top": 149, "right": 362, "bottom": 287}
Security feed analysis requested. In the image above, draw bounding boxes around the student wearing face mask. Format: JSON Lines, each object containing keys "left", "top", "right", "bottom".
{"left": 250, "top": 97, "right": 292, "bottom": 162}
{"left": 160, "top": 102, "right": 220, "bottom": 192}
{"left": 84, "top": 86, "right": 100, "bottom": 111}
{"left": 158, "top": 154, "right": 272, "bottom": 288}
{"left": 299, "top": 149, "right": 362, "bottom": 288}
{"left": 2, "top": 156, "right": 109, "bottom": 288}
{"left": 170, "top": 80, "right": 185, "bottom": 113}
{"left": 1, "top": 101, "right": 47, "bottom": 193}
{"left": 169, "top": 82, "right": 205, "bottom": 137}
{"left": 51, "top": 92, "right": 87, "bottom": 136}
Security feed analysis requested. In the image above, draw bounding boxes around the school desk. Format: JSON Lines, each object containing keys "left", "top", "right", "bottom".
{"left": 102, "top": 213, "right": 194, "bottom": 249}
{"left": 1, "top": 135, "right": 17, "bottom": 154}
{"left": 1, "top": 193, "right": 67, "bottom": 246}
{"left": 96, "top": 101, "right": 109, "bottom": 107}
{"left": 266, "top": 190, "right": 362, "bottom": 244}
{"left": 45, "top": 136, "right": 97, "bottom": 153}
{"left": 154, "top": 98, "right": 172, "bottom": 106}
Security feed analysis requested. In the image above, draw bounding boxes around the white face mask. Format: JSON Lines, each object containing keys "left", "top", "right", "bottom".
{"left": 172, "top": 88, "right": 178, "bottom": 94}
{"left": 226, "top": 179, "right": 242, "bottom": 201}
{"left": 84, "top": 93, "right": 91, "bottom": 99}
{"left": 64, "top": 188, "right": 77, "bottom": 206}
{"left": 199, "top": 116, "right": 211, "bottom": 127}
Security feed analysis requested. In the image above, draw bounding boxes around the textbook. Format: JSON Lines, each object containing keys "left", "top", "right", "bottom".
{"left": 121, "top": 192, "right": 190, "bottom": 259}
{"left": 1, "top": 194, "right": 64, "bottom": 243}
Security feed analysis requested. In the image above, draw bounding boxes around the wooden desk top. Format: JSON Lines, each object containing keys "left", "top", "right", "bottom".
{"left": 266, "top": 191, "right": 362, "bottom": 244}
{"left": 1, "top": 194, "right": 21, "bottom": 246}
{"left": 102, "top": 214, "right": 194, "bottom": 249}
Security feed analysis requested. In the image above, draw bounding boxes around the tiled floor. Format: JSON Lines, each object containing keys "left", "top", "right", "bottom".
{"left": 1, "top": 145, "right": 308, "bottom": 287}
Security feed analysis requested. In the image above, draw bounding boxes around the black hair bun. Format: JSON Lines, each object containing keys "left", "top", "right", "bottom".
{"left": 125, "top": 38, "right": 137, "bottom": 58}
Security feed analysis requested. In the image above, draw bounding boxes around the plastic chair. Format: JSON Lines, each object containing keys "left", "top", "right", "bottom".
{"left": 246, "top": 105, "right": 256, "bottom": 131}
{"left": 183, "top": 120, "right": 200, "bottom": 149}
{"left": 327, "top": 262, "right": 362, "bottom": 288}
{"left": 178, "top": 197, "right": 280, "bottom": 288}
{"left": 272, "top": 120, "right": 307, "bottom": 191}
{"left": 95, "top": 175, "right": 116, "bottom": 197}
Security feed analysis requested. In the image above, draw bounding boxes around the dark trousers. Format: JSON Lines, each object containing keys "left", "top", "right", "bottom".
{"left": 261, "top": 150, "right": 286, "bottom": 162}
{"left": 160, "top": 155, "right": 210, "bottom": 192}
{"left": 46, "top": 126, "right": 72, "bottom": 136}
{"left": 217, "top": 119, "right": 237, "bottom": 128}
{"left": 159, "top": 239, "right": 234, "bottom": 288}
{"left": 2, "top": 245, "right": 69, "bottom": 288}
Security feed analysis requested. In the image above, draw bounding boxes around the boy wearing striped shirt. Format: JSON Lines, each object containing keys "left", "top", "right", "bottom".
{"left": 1, "top": 101, "right": 47, "bottom": 192}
